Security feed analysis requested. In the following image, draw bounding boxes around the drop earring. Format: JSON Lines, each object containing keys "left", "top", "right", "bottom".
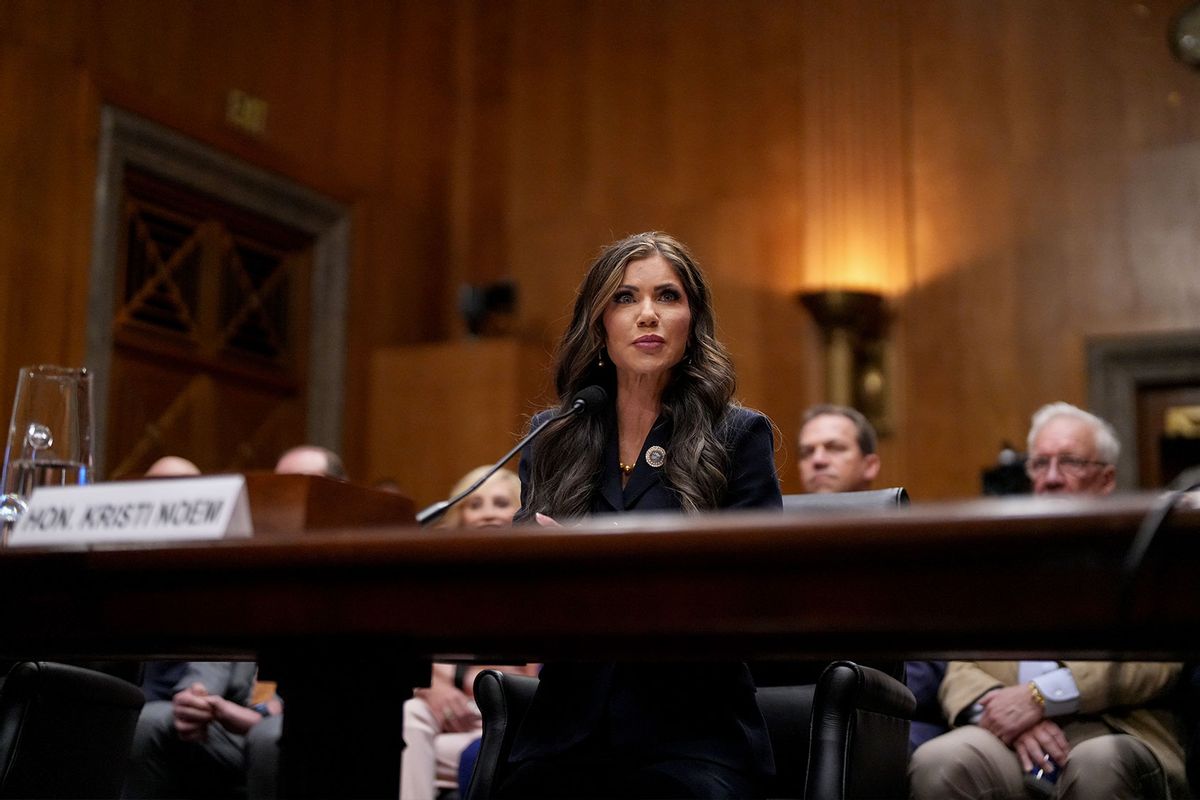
{"left": 597, "top": 347, "right": 606, "bottom": 367}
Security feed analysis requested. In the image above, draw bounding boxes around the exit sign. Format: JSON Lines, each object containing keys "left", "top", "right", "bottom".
{"left": 226, "top": 89, "right": 268, "bottom": 136}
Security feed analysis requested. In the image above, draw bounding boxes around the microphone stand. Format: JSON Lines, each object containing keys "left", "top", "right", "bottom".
{"left": 415, "top": 401, "right": 582, "bottom": 527}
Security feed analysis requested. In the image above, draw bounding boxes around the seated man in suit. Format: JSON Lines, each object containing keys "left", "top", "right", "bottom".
{"left": 123, "top": 661, "right": 281, "bottom": 798}
{"left": 799, "top": 404, "right": 947, "bottom": 751}
{"left": 797, "top": 404, "right": 881, "bottom": 494}
{"left": 909, "top": 402, "right": 1187, "bottom": 799}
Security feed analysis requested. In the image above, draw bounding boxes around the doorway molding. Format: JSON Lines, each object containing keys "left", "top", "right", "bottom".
{"left": 1087, "top": 331, "right": 1200, "bottom": 490}
{"left": 86, "top": 106, "right": 350, "bottom": 475}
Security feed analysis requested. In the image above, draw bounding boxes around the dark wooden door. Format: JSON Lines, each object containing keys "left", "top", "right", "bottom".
{"left": 106, "top": 168, "right": 313, "bottom": 478}
{"left": 1136, "top": 385, "right": 1200, "bottom": 489}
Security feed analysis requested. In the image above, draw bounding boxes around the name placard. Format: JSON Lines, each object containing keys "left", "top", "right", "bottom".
{"left": 7, "top": 475, "right": 253, "bottom": 547}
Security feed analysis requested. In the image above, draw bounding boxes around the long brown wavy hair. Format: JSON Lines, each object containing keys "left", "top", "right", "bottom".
{"left": 520, "top": 232, "right": 738, "bottom": 519}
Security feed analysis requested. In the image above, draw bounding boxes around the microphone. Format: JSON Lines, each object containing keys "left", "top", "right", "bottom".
{"left": 415, "top": 385, "right": 608, "bottom": 526}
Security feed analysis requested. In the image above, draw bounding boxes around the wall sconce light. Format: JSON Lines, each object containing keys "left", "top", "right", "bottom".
{"left": 1170, "top": 2, "right": 1200, "bottom": 69}
{"left": 798, "top": 289, "right": 891, "bottom": 433}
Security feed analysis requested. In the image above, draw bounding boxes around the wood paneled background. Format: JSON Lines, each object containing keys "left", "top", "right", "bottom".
{"left": 2, "top": 0, "right": 1199, "bottom": 507}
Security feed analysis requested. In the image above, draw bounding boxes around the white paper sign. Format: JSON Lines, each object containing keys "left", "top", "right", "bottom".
{"left": 7, "top": 475, "right": 253, "bottom": 547}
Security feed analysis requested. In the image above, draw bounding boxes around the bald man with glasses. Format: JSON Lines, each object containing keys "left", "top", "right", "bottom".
{"left": 909, "top": 403, "right": 1187, "bottom": 800}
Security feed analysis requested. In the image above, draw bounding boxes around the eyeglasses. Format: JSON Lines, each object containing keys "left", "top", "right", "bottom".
{"left": 1025, "top": 455, "right": 1110, "bottom": 479}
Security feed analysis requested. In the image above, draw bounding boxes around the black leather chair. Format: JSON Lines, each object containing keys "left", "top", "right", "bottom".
{"left": 763, "top": 662, "right": 915, "bottom": 799}
{"left": 466, "top": 489, "right": 916, "bottom": 800}
{"left": 768, "top": 485, "right": 916, "bottom": 727}
{"left": 1180, "top": 661, "right": 1200, "bottom": 794}
{"left": 0, "top": 661, "right": 145, "bottom": 798}
{"left": 466, "top": 662, "right": 915, "bottom": 800}
{"left": 464, "top": 669, "right": 540, "bottom": 800}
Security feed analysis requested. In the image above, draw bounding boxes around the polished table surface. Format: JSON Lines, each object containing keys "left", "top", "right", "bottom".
{"left": 1, "top": 491, "right": 1198, "bottom": 663}
{"left": 3, "top": 492, "right": 1199, "bottom": 797}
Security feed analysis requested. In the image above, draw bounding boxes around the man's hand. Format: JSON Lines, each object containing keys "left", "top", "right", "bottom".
{"left": 209, "top": 695, "right": 268, "bottom": 736}
{"left": 414, "top": 683, "right": 479, "bottom": 733}
{"left": 977, "top": 684, "right": 1044, "bottom": 745}
{"left": 1014, "top": 719, "right": 1071, "bottom": 774}
{"left": 172, "top": 682, "right": 217, "bottom": 742}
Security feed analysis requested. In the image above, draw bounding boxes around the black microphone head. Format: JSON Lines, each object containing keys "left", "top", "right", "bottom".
{"left": 570, "top": 385, "right": 609, "bottom": 415}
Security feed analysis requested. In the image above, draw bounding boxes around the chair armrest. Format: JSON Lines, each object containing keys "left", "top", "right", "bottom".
{"left": 464, "top": 669, "right": 539, "bottom": 800}
{"left": 756, "top": 683, "right": 817, "bottom": 797}
{"left": 782, "top": 487, "right": 910, "bottom": 513}
{"left": 823, "top": 661, "right": 916, "bottom": 718}
{"left": 806, "top": 661, "right": 916, "bottom": 800}
{"left": 0, "top": 661, "right": 145, "bottom": 799}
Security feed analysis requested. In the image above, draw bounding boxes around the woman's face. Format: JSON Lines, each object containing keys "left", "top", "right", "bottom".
{"left": 459, "top": 475, "right": 519, "bottom": 528}
{"left": 601, "top": 253, "right": 692, "bottom": 382}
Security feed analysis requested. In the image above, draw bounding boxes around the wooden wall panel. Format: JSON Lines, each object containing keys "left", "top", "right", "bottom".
{"left": 0, "top": 0, "right": 457, "bottom": 482}
{"left": 902, "top": 0, "right": 1200, "bottom": 497}
{"left": 5, "top": 0, "right": 1200, "bottom": 502}
{"left": 491, "top": 0, "right": 821, "bottom": 493}
{"left": 0, "top": 45, "right": 98, "bottom": 409}
{"left": 454, "top": 0, "right": 1200, "bottom": 499}
{"left": 367, "top": 339, "right": 553, "bottom": 509}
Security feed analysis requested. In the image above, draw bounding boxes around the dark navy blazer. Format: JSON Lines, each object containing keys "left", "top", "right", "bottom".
{"left": 510, "top": 405, "right": 782, "bottom": 777}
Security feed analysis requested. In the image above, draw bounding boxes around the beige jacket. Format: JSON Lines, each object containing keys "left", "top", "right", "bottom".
{"left": 939, "top": 661, "right": 1186, "bottom": 788}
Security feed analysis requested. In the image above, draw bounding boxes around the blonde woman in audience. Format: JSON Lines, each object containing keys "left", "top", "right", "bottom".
{"left": 437, "top": 465, "right": 521, "bottom": 530}
{"left": 400, "top": 466, "right": 535, "bottom": 800}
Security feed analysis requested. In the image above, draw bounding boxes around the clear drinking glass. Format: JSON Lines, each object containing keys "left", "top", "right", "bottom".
{"left": 0, "top": 365, "right": 94, "bottom": 531}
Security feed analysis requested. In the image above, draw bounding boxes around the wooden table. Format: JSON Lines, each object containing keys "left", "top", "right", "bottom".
{"left": 1, "top": 492, "right": 1197, "bottom": 796}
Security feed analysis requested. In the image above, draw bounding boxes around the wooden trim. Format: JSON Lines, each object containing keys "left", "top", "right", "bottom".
{"left": 86, "top": 106, "right": 350, "bottom": 473}
{"left": 1088, "top": 332, "right": 1200, "bottom": 490}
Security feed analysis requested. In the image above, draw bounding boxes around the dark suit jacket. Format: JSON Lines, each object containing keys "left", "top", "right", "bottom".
{"left": 510, "top": 405, "right": 781, "bottom": 777}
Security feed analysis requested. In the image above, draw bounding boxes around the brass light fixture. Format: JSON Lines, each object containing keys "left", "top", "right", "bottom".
{"left": 1170, "top": 2, "right": 1200, "bottom": 69}
{"left": 799, "top": 289, "right": 891, "bottom": 433}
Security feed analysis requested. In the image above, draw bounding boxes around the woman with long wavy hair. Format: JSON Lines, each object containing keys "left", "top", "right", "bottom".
{"left": 500, "top": 232, "right": 781, "bottom": 799}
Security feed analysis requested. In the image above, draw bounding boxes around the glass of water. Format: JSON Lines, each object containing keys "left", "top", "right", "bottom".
{"left": 0, "top": 365, "right": 93, "bottom": 531}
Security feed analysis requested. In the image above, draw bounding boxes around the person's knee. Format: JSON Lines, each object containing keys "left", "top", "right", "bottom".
{"left": 1060, "top": 735, "right": 1165, "bottom": 798}
{"left": 403, "top": 697, "right": 438, "bottom": 736}
{"left": 245, "top": 716, "right": 283, "bottom": 800}
{"left": 131, "top": 700, "right": 177, "bottom": 754}
{"left": 909, "top": 732, "right": 966, "bottom": 782}
{"left": 908, "top": 728, "right": 1010, "bottom": 799}
{"left": 245, "top": 714, "right": 282, "bottom": 759}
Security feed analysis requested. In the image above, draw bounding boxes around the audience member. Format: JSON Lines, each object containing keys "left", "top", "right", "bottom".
{"left": 123, "top": 661, "right": 281, "bottom": 798}
{"left": 909, "top": 402, "right": 1187, "bottom": 799}
{"left": 1022, "top": 402, "right": 1117, "bottom": 496}
{"left": 906, "top": 661, "right": 949, "bottom": 753}
{"left": 798, "top": 405, "right": 946, "bottom": 750}
{"left": 146, "top": 455, "right": 202, "bottom": 478}
{"left": 797, "top": 404, "right": 880, "bottom": 493}
{"left": 237, "top": 446, "right": 350, "bottom": 797}
{"left": 401, "top": 466, "right": 535, "bottom": 800}
{"left": 373, "top": 477, "right": 404, "bottom": 494}
{"left": 139, "top": 455, "right": 203, "bottom": 701}
{"left": 127, "top": 446, "right": 346, "bottom": 798}
{"left": 274, "top": 444, "right": 347, "bottom": 479}
{"left": 437, "top": 465, "right": 520, "bottom": 530}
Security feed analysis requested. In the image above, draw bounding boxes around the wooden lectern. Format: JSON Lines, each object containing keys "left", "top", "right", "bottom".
{"left": 243, "top": 472, "right": 416, "bottom": 534}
